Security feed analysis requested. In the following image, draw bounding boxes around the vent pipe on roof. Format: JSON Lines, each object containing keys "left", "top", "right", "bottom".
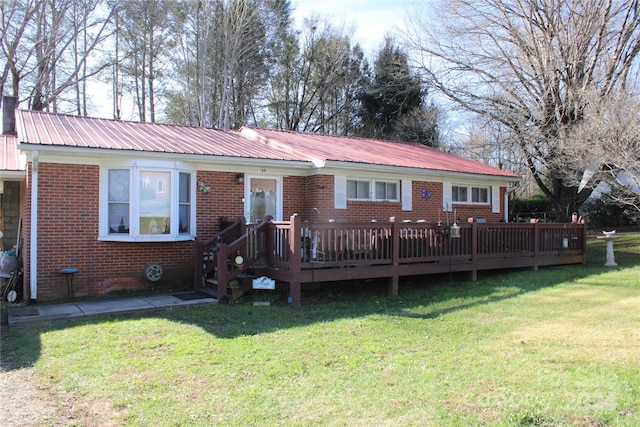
{"left": 2, "top": 96, "right": 17, "bottom": 135}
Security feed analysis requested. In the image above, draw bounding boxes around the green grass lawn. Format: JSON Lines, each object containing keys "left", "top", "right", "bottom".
{"left": 2, "top": 233, "right": 639, "bottom": 426}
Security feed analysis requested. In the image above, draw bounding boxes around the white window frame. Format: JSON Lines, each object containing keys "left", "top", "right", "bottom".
{"left": 471, "top": 186, "right": 489, "bottom": 204}
{"left": 452, "top": 184, "right": 491, "bottom": 205}
{"left": 346, "top": 178, "right": 399, "bottom": 202}
{"left": 99, "top": 161, "right": 196, "bottom": 242}
{"left": 374, "top": 180, "right": 399, "bottom": 201}
{"left": 346, "top": 179, "right": 370, "bottom": 200}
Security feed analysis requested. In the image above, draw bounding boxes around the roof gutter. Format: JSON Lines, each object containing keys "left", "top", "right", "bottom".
{"left": 321, "top": 160, "right": 520, "bottom": 184}
{"left": 29, "top": 150, "right": 39, "bottom": 301}
{"left": 16, "top": 143, "right": 315, "bottom": 171}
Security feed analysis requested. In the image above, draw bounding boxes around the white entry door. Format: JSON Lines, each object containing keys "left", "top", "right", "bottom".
{"left": 245, "top": 176, "right": 282, "bottom": 222}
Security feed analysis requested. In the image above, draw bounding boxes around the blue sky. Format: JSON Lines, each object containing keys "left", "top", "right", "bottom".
{"left": 290, "top": 0, "right": 420, "bottom": 55}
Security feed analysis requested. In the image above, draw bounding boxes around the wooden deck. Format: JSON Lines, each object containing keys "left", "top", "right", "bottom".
{"left": 194, "top": 215, "right": 587, "bottom": 307}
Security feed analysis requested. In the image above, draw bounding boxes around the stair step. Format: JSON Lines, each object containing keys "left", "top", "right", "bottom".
{"left": 206, "top": 273, "right": 253, "bottom": 286}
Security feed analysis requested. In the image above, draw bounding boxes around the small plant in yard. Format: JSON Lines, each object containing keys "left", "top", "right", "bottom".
{"left": 1, "top": 233, "right": 639, "bottom": 426}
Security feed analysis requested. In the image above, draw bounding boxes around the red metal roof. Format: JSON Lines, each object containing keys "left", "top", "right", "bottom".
{"left": 14, "top": 110, "right": 310, "bottom": 162}
{"left": 0, "top": 134, "right": 25, "bottom": 173}
{"left": 14, "top": 110, "right": 519, "bottom": 179}
{"left": 241, "top": 127, "right": 519, "bottom": 178}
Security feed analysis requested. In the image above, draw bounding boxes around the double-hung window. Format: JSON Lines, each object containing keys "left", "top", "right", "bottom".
{"left": 452, "top": 185, "right": 490, "bottom": 205}
{"left": 347, "top": 179, "right": 370, "bottom": 200}
{"left": 471, "top": 187, "right": 489, "bottom": 204}
{"left": 101, "top": 163, "right": 196, "bottom": 241}
{"left": 347, "top": 179, "right": 399, "bottom": 202}
{"left": 452, "top": 186, "right": 468, "bottom": 203}
{"left": 374, "top": 181, "right": 398, "bottom": 201}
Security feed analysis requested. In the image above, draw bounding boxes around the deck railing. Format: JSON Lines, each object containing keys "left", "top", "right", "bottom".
{"left": 267, "top": 216, "right": 586, "bottom": 266}
{"left": 195, "top": 214, "right": 587, "bottom": 305}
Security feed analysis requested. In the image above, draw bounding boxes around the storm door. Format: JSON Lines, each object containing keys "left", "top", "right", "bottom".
{"left": 245, "top": 176, "right": 282, "bottom": 222}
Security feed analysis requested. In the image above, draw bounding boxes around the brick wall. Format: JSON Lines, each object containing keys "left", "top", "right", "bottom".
{"left": 23, "top": 164, "right": 249, "bottom": 301}
{"left": 196, "top": 170, "right": 245, "bottom": 237}
{"left": 21, "top": 164, "right": 505, "bottom": 301}
{"left": 288, "top": 176, "right": 505, "bottom": 223}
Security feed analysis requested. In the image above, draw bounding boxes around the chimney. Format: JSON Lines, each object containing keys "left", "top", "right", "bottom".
{"left": 2, "top": 96, "right": 17, "bottom": 135}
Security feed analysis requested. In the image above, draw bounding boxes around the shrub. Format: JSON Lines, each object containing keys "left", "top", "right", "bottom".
{"left": 511, "top": 194, "right": 554, "bottom": 222}
{"left": 581, "top": 195, "right": 640, "bottom": 229}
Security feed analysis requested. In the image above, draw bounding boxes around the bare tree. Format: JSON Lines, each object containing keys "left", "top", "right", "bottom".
{"left": 561, "top": 90, "right": 640, "bottom": 213}
{"left": 267, "top": 16, "right": 365, "bottom": 134}
{"left": 1, "top": 0, "right": 117, "bottom": 112}
{"left": 118, "top": 0, "right": 174, "bottom": 122}
{"left": 164, "top": 0, "right": 274, "bottom": 128}
{"left": 0, "top": 0, "right": 41, "bottom": 102}
{"left": 405, "top": 0, "right": 640, "bottom": 221}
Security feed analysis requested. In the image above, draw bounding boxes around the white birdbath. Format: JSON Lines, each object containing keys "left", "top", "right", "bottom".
{"left": 597, "top": 231, "right": 620, "bottom": 267}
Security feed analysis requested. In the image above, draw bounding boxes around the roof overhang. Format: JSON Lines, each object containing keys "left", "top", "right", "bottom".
{"left": 0, "top": 170, "right": 25, "bottom": 180}
{"left": 16, "top": 143, "right": 315, "bottom": 172}
{"left": 320, "top": 160, "right": 521, "bottom": 184}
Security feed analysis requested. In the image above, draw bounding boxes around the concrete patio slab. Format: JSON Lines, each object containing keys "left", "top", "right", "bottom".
{"left": 76, "top": 298, "right": 155, "bottom": 316}
{"left": 6, "top": 292, "right": 217, "bottom": 325}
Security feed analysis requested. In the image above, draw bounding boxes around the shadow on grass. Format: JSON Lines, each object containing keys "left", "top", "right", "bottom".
{"left": 3, "top": 233, "right": 639, "bottom": 371}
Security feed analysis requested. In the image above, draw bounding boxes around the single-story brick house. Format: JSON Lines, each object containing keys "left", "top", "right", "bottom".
{"left": 2, "top": 104, "right": 519, "bottom": 302}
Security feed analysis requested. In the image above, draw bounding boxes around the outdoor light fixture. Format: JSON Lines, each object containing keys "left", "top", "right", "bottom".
{"left": 450, "top": 222, "right": 461, "bottom": 238}
{"left": 236, "top": 173, "right": 244, "bottom": 184}
{"left": 450, "top": 209, "right": 461, "bottom": 238}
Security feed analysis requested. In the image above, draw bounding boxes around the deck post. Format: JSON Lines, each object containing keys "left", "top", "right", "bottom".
{"left": 216, "top": 243, "right": 229, "bottom": 300}
{"left": 470, "top": 222, "right": 478, "bottom": 281}
{"left": 289, "top": 214, "right": 302, "bottom": 307}
{"left": 193, "top": 240, "right": 203, "bottom": 290}
{"left": 532, "top": 222, "right": 540, "bottom": 271}
{"left": 388, "top": 217, "right": 399, "bottom": 296}
{"left": 581, "top": 222, "right": 587, "bottom": 264}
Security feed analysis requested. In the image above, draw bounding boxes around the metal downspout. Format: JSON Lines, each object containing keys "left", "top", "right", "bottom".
{"left": 30, "top": 151, "right": 39, "bottom": 301}
{"left": 504, "top": 182, "right": 520, "bottom": 223}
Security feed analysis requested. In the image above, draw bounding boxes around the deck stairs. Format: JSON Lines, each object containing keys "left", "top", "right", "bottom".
{"left": 197, "top": 217, "right": 267, "bottom": 302}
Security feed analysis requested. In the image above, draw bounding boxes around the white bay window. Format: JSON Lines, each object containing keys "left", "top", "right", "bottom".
{"left": 100, "top": 163, "right": 196, "bottom": 241}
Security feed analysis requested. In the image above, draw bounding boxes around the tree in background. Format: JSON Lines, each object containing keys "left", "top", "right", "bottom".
{"left": 266, "top": 15, "right": 367, "bottom": 134}
{"left": 163, "top": 0, "right": 274, "bottom": 128}
{"left": 2, "top": 0, "right": 442, "bottom": 148}
{"left": 561, "top": 90, "right": 640, "bottom": 214}
{"left": 358, "top": 37, "right": 440, "bottom": 147}
{"left": 1, "top": 0, "right": 117, "bottom": 113}
{"left": 406, "top": 0, "right": 640, "bottom": 221}
{"left": 117, "top": 0, "right": 174, "bottom": 123}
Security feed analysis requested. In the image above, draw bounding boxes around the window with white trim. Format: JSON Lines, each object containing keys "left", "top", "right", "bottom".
{"left": 101, "top": 165, "right": 195, "bottom": 241}
{"left": 347, "top": 179, "right": 399, "bottom": 202}
{"left": 452, "top": 186, "right": 468, "bottom": 203}
{"left": 347, "top": 179, "right": 370, "bottom": 200}
{"left": 472, "top": 187, "right": 489, "bottom": 204}
{"left": 375, "top": 181, "right": 398, "bottom": 201}
{"left": 452, "top": 185, "right": 490, "bottom": 205}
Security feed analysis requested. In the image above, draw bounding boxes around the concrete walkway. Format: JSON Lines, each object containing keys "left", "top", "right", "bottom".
{"left": 6, "top": 292, "right": 218, "bottom": 325}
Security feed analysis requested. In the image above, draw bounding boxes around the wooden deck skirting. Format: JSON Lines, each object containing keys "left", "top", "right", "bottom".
{"left": 195, "top": 215, "right": 587, "bottom": 307}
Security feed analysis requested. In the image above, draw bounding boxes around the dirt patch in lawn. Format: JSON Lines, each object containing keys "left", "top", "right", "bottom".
{"left": 1, "top": 325, "right": 119, "bottom": 426}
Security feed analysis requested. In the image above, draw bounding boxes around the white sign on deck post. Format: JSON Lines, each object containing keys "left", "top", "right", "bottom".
{"left": 253, "top": 276, "right": 275, "bottom": 290}
{"left": 252, "top": 276, "right": 275, "bottom": 306}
